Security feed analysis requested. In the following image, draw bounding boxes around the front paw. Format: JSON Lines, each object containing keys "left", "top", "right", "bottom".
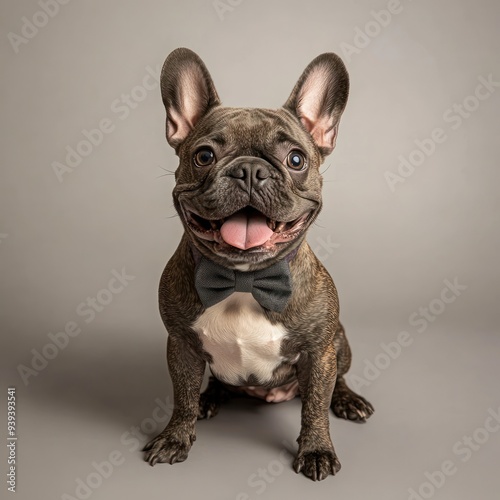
{"left": 293, "top": 449, "right": 341, "bottom": 481}
{"left": 143, "top": 431, "right": 194, "bottom": 466}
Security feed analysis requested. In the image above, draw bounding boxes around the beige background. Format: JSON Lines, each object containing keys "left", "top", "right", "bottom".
{"left": 1, "top": 0, "right": 499, "bottom": 499}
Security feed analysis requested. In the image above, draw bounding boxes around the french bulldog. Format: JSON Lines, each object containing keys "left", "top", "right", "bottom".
{"left": 143, "top": 48, "right": 374, "bottom": 481}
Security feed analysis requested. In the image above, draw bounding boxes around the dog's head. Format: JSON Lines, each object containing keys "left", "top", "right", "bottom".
{"left": 161, "top": 48, "right": 349, "bottom": 270}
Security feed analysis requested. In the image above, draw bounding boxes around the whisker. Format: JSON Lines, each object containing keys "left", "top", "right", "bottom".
{"left": 320, "top": 163, "right": 332, "bottom": 175}
{"left": 157, "top": 165, "right": 176, "bottom": 178}
{"left": 313, "top": 219, "right": 326, "bottom": 229}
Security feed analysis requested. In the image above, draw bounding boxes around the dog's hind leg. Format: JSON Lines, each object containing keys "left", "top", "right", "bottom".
{"left": 198, "top": 376, "right": 234, "bottom": 420}
{"left": 330, "top": 322, "right": 374, "bottom": 422}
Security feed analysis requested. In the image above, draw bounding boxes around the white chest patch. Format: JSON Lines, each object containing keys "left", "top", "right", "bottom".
{"left": 192, "top": 292, "right": 287, "bottom": 385}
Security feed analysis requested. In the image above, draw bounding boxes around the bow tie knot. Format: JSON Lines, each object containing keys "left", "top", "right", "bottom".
{"left": 233, "top": 271, "right": 255, "bottom": 294}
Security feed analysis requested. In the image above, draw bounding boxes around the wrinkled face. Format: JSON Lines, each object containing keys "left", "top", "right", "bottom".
{"left": 161, "top": 48, "right": 349, "bottom": 269}
{"left": 173, "top": 107, "right": 323, "bottom": 267}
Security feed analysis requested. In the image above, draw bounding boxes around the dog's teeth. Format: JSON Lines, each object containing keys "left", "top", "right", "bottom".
{"left": 267, "top": 219, "right": 277, "bottom": 231}
{"left": 210, "top": 220, "right": 218, "bottom": 230}
{"left": 275, "top": 221, "right": 286, "bottom": 232}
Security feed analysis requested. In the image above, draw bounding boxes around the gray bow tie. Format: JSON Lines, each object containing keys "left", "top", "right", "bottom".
{"left": 194, "top": 257, "right": 293, "bottom": 312}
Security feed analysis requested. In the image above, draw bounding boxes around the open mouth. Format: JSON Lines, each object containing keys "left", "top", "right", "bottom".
{"left": 183, "top": 206, "right": 311, "bottom": 251}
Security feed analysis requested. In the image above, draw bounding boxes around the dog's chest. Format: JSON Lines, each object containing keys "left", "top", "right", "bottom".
{"left": 192, "top": 292, "right": 287, "bottom": 385}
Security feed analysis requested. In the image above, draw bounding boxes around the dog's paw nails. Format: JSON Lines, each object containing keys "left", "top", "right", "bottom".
{"left": 197, "top": 394, "right": 222, "bottom": 420}
{"left": 331, "top": 391, "right": 374, "bottom": 423}
{"left": 143, "top": 434, "right": 191, "bottom": 466}
{"left": 293, "top": 455, "right": 304, "bottom": 474}
{"left": 294, "top": 450, "right": 341, "bottom": 481}
{"left": 142, "top": 441, "right": 153, "bottom": 452}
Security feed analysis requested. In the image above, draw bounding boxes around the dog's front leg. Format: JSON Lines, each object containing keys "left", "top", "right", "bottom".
{"left": 144, "top": 334, "right": 205, "bottom": 466}
{"left": 294, "top": 336, "right": 341, "bottom": 481}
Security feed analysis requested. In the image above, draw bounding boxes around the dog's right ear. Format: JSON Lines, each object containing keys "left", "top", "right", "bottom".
{"left": 160, "top": 48, "right": 220, "bottom": 150}
{"left": 283, "top": 53, "right": 349, "bottom": 156}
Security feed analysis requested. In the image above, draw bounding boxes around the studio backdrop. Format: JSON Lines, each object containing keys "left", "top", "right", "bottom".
{"left": 1, "top": 1, "right": 499, "bottom": 499}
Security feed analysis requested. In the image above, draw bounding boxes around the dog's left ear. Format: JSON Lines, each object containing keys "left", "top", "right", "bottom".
{"left": 160, "top": 48, "right": 221, "bottom": 150}
{"left": 283, "top": 53, "right": 349, "bottom": 156}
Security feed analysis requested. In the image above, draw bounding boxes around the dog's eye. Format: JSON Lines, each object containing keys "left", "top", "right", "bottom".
{"left": 286, "top": 150, "right": 306, "bottom": 170}
{"left": 193, "top": 148, "right": 216, "bottom": 167}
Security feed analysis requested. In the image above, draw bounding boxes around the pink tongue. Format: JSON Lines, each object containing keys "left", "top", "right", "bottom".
{"left": 220, "top": 211, "right": 274, "bottom": 250}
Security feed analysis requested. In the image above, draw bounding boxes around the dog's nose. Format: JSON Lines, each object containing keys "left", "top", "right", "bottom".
{"left": 227, "top": 162, "right": 270, "bottom": 191}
